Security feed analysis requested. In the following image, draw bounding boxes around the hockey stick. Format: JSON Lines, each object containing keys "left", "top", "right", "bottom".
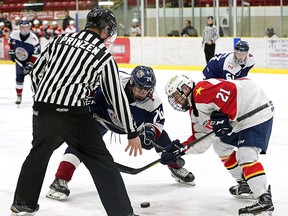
{"left": 15, "top": 59, "right": 24, "bottom": 68}
{"left": 116, "top": 101, "right": 273, "bottom": 175}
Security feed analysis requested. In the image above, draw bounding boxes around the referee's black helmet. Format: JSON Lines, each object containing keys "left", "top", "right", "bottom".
{"left": 85, "top": 8, "right": 117, "bottom": 38}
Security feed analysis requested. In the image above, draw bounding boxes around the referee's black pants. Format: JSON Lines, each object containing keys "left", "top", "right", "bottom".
{"left": 204, "top": 43, "right": 216, "bottom": 64}
{"left": 12, "top": 103, "right": 134, "bottom": 216}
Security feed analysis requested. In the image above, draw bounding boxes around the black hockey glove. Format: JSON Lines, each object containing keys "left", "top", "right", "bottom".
{"left": 23, "top": 62, "right": 34, "bottom": 75}
{"left": 210, "top": 111, "right": 233, "bottom": 137}
{"left": 140, "top": 125, "right": 156, "bottom": 150}
{"left": 160, "top": 140, "right": 185, "bottom": 165}
{"left": 8, "top": 50, "right": 15, "bottom": 62}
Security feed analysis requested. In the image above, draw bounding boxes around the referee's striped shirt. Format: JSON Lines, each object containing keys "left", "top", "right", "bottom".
{"left": 31, "top": 30, "right": 137, "bottom": 137}
{"left": 202, "top": 25, "right": 219, "bottom": 44}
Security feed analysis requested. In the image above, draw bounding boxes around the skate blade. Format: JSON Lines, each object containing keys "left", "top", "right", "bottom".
{"left": 174, "top": 178, "right": 196, "bottom": 186}
{"left": 239, "top": 211, "right": 273, "bottom": 216}
{"left": 10, "top": 211, "right": 36, "bottom": 216}
{"left": 46, "top": 189, "right": 68, "bottom": 201}
{"left": 233, "top": 194, "right": 255, "bottom": 200}
{"left": 11, "top": 213, "right": 35, "bottom": 216}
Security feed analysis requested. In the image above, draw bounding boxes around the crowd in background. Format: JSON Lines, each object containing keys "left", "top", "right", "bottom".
{"left": 0, "top": 10, "right": 76, "bottom": 40}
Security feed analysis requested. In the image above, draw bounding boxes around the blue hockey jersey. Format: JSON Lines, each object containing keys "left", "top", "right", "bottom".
{"left": 8, "top": 30, "right": 41, "bottom": 64}
{"left": 92, "top": 71, "right": 165, "bottom": 136}
{"left": 203, "top": 52, "right": 255, "bottom": 80}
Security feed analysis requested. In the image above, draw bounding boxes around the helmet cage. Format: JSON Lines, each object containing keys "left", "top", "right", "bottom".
{"left": 19, "top": 20, "right": 30, "bottom": 36}
{"left": 234, "top": 41, "right": 249, "bottom": 65}
{"left": 165, "top": 75, "right": 194, "bottom": 112}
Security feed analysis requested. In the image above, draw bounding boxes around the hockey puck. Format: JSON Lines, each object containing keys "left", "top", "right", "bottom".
{"left": 140, "top": 202, "right": 150, "bottom": 208}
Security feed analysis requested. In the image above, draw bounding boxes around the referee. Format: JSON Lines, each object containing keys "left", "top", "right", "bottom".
{"left": 202, "top": 16, "right": 219, "bottom": 63}
{"left": 11, "top": 8, "right": 141, "bottom": 216}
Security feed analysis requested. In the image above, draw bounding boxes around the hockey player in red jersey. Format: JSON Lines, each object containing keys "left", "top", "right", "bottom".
{"left": 8, "top": 18, "right": 41, "bottom": 105}
{"left": 162, "top": 75, "right": 274, "bottom": 216}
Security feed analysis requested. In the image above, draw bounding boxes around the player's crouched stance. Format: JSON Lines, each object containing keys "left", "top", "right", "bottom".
{"left": 46, "top": 66, "right": 195, "bottom": 201}
{"left": 160, "top": 75, "right": 274, "bottom": 216}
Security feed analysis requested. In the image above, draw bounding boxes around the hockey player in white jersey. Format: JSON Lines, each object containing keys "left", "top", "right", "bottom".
{"left": 46, "top": 66, "right": 195, "bottom": 201}
{"left": 8, "top": 18, "right": 41, "bottom": 105}
{"left": 203, "top": 40, "right": 255, "bottom": 80}
{"left": 162, "top": 75, "right": 274, "bottom": 216}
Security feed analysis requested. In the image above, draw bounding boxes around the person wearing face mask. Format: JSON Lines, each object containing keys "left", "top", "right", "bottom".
{"left": 202, "top": 40, "right": 255, "bottom": 80}
{"left": 8, "top": 18, "right": 41, "bottom": 105}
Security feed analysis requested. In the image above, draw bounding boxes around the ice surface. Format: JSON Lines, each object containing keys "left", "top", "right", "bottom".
{"left": 0, "top": 64, "right": 287, "bottom": 215}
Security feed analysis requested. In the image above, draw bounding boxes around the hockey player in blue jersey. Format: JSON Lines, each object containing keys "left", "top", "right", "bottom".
{"left": 203, "top": 41, "right": 255, "bottom": 80}
{"left": 8, "top": 18, "right": 41, "bottom": 105}
{"left": 46, "top": 66, "right": 195, "bottom": 201}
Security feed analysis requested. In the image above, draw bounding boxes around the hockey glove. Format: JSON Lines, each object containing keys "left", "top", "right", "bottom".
{"left": 23, "top": 62, "right": 34, "bottom": 75}
{"left": 8, "top": 50, "right": 15, "bottom": 62}
{"left": 210, "top": 111, "right": 233, "bottom": 137}
{"left": 140, "top": 125, "right": 156, "bottom": 150}
{"left": 160, "top": 140, "right": 185, "bottom": 165}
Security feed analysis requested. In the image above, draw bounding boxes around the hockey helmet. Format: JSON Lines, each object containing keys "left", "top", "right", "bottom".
{"left": 129, "top": 66, "right": 156, "bottom": 101}
{"left": 234, "top": 41, "right": 249, "bottom": 53}
{"left": 165, "top": 75, "right": 194, "bottom": 112}
{"left": 85, "top": 8, "right": 117, "bottom": 43}
{"left": 234, "top": 41, "right": 249, "bottom": 65}
{"left": 19, "top": 18, "right": 31, "bottom": 36}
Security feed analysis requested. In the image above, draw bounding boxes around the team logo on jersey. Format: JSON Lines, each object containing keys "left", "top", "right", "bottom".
{"left": 15, "top": 47, "right": 29, "bottom": 61}
{"left": 195, "top": 86, "right": 204, "bottom": 96}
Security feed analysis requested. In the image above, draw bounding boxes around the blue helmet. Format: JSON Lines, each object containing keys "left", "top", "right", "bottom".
{"left": 19, "top": 18, "right": 31, "bottom": 36}
{"left": 130, "top": 66, "right": 156, "bottom": 90}
{"left": 129, "top": 66, "right": 156, "bottom": 101}
{"left": 234, "top": 41, "right": 249, "bottom": 53}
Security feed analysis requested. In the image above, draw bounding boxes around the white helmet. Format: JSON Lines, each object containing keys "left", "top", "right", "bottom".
{"left": 42, "top": 20, "right": 48, "bottom": 26}
{"left": 52, "top": 21, "right": 57, "bottom": 26}
{"left": 165, "top": 75, "right": 194, "bottom": 112}
{"left": 132, "top": 18, "right": 138, "bottom": 24}
{"left": 69, "top": 20, "right": 75, "bottom": 25}
{"left": 33, "top": 19, "right": 40, "bottom": 25}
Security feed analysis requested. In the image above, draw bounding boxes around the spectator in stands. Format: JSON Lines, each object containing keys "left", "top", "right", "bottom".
{"left": 129, "top": 18, "right": 141, "bottom": 37}
{"left": 2, "top": 14, "right": 12, "bottom": 31}
{"left": 13, "top": 16, "right": 21, "bottom": 31}
{"left": 0, "top": 22, "right": 10, "bottom": 38}
{"left": 42, "top": 20, "right": 51, "bottom": 40}
{"left": 64, "top": 20, "right": 77, "bottom": 33}
{"left": 30, "top": 13, "right": 42, "bottom": 27}
{"left": 181, "top": 20, "right": 198, "bottom": 37}
{"left": 202, "top": 16, "right": 219, "bottom": 64}
{"left": 31, "top": 20, "right": 44, "bottom": 39}
{"left": 62, "top": 10, "right": 74, "bottom": 31}
{"left": 49, "top": 21, "right": 62, "bottom": 38}
{"left": 265, "top": 27, "right": 278, "bottom": 38}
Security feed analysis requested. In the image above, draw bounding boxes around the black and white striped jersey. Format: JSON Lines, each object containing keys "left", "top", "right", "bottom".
{"left": 31, "top": 30, "right": 137, "bottom": 135}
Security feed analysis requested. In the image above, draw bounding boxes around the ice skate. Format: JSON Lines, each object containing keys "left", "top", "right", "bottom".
{"left": 238, "top": 185, "right": 274, "bottom": 216}
{"left": 10, "top": 204, "right": 39, "bottom": 216}
{"left": 46, "top": 178, "right": 70, "bottom": 200}
{"left": 15, "top": 95, "right": 22, "bottom": 105}
{"left": 168, "top": 167, "right": 195, "bottom": 186}
{"left": 230, "top": 180, "right": 253, "bottom": 199}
